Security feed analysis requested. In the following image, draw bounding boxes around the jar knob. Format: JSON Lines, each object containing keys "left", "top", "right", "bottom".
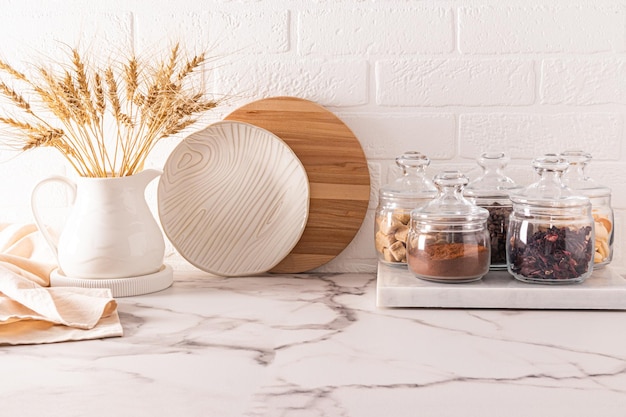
{"left": 560, "top": 150, "right": 592, "bottom": 178}
{"left": 560, "top": 149, "right": 592, "bottom": 166}
{"left": 396, "top": 151, "right": 430, "bottom": 173}
{"left": 477, "top": 151, "right": 510, "bottom": 171}
{"left": 433, "top": 170, "right": 469, "bottom": 188}
{"left": 532, "top": 153, "right": 569, "bottom": 174}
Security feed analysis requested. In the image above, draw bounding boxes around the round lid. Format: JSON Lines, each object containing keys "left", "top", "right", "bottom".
{"left": 560, "top": 150, "right": 611, "bottom": 198}
{"left": 464, "top": 151, "right": 521, "bottom": 198}
{"left": 380, "top": 151, "right": 437, "bottom": 200}
{"left": 412, "top": 170, "right": 489, "bottom": 223}
{"left": 510, "top": 154, "right": 590, "bottom": 208}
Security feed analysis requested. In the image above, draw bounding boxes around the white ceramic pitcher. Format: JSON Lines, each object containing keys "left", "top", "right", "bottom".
{"left": 31, "top": 169, "right": 165, "bottom": 279}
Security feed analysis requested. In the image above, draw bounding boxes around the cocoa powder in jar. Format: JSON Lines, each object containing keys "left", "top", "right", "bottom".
{"left": 408, "top": 242, "right": 489, "bottom": 282}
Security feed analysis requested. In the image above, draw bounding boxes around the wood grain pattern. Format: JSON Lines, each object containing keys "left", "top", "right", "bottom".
{"left": 225, "top": 97, "right": 370, "bottom": 273}
{"left": 158, "top": 121, "right": 309, "bottom": 277}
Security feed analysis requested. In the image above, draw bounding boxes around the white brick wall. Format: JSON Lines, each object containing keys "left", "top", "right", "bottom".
{"left": 298, "top": 8, "right": 454, "bottom": 55}
{"left": 0, "top": 0, "right": 624, "bottom": 273}
{"left": 541, "top": 59, "right": 626, "bottom": 105}
{"left": 459, "top": 5, "right": 625, "bottom": 54}
{"left": 376, "top": 59, "right": 535, "bottom": 106}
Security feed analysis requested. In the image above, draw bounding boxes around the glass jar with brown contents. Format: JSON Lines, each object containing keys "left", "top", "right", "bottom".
{"left": 407, "top": 171, "right": 490, "bottom": 283}
{"left": 464, "top": 152, "right": 521, "bottom": 270}
{"left": 560, "top": 150, "right": 613, "bottom": 268}
{"left": 375, "top": 152, "right": 437, "bottom": 266}
{"left": 507, "top": 155, "right": 594, "bottom": 284}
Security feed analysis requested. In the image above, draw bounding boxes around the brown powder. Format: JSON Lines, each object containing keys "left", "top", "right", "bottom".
{"left": 408, "top": 242, "right": 489, "bottom": 282}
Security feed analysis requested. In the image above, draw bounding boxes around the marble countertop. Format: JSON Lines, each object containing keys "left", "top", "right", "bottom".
{"left": 2, "top": 267, "right": 626, "bottom": 417}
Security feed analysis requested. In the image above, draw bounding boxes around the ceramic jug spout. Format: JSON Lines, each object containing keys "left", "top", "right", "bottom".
{"left": 135, "top": 169, "right": 163, "bottom": 188}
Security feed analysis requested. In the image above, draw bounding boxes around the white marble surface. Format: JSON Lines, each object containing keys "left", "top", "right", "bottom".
{"left": 2, "top": 266, "right": 626, "bottom": 417}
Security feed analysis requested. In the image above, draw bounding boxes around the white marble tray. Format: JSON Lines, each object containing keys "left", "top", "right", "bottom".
{"left": 376, "top": 262, "right": 626, "bottom": 310}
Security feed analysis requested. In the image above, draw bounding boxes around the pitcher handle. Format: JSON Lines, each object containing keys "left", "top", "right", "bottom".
{"left": 31, "top": 175, "right": 77, "bottom": 260}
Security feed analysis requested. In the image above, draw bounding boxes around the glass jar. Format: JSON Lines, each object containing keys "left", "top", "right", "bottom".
{"left": 507, "top": 155, "right": 594, "bottom": 285}
{"left": 464, "top": 152, "right": 521, "bottom": 270}
{"left": 375, "top": 152, "right": 437, "bottom": 265}
{"left": 560, "top": 150, "right": 613, "bottom": 268}
{"left": 407, "top": 171, "right": 490, "bottom": 283}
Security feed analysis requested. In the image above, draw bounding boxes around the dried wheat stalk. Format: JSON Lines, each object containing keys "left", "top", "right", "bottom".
{"left": 0, "top": 44, "right": 219, "bottom": 177}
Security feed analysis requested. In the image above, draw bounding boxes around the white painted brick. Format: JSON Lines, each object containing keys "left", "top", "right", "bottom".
{"left": 214, "top": 59, "right": 368, "bottom": 107}
{"left": 459, "top": 113, "right": 623, "bottom": 161}
{"left": 542, "top": 59, "right": 626, "bottom": 105}
{"left": 137, "top": 10, "right": 290, "bottom": 55}
{"left": 0, "top": 149, "right": 68, "bottom": 205}
{"left": 210, "top": 10, "right": 290, "bottom": 55}
{"left": 135, "top": 12, "right": 211, "bottom": 52}
{"left": 0, "top": 148, "right": 69, "bottom": 226}
{"left": 0, "top": 12, "right": 132, "bottom": 70}
{"left": 298, "top": 7, "right": 454, "bottom": 55}
{"left": 459, "top": 5, "right": 626, "bottom": 54}
{"left": 339, "top": 113, "right": 456, "bottom": 159}
{"left": 376, "top": 59, "right": 535, "bottom": 106}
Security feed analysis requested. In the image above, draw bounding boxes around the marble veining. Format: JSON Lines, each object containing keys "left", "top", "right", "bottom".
{"left": 1, "top": 265, "right": 625, "bottom": 417}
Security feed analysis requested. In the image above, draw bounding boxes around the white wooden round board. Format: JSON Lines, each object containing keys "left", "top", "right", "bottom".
{"left": 157, "top": 121, "right": 310, "bottom": 277}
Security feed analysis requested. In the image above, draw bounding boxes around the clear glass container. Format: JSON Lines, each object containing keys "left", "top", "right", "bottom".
{"left": 507, "top": 155, "right": 594, "bottom": 284}
{"left": 407, "top": 170, "right": 490, "bottom": 283}
{"left": 375, "top": 152, "right": 437, "bottom": 265}
{"left": 560, "top": 150, "right": 613, "bottom": 268}
{"left": 464, "top": 152, "right": 521, "bottom": 270}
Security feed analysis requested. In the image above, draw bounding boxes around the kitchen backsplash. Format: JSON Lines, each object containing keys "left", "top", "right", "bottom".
{"left": 0, "top": 0, "right": 624, "bottom": 273}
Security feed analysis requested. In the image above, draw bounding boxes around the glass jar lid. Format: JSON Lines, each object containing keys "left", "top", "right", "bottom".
{"left": 560, "top": 150, "right": 611, "bottom": 198}
{"left": 464, "top": 151, "right": 521, "bottom": 199}
{"left": 509, "top": 154, "right": 590, "bottom": 208}
{"left": 412, "top": 170, "right": 489, "bottom": 224}
{"left": 379, "top": 151, "right": 437, "bottom": 200}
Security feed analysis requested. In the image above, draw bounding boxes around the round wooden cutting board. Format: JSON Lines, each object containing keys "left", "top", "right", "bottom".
{"left": 225, "top": 96, "right": 370, "bottom": 273}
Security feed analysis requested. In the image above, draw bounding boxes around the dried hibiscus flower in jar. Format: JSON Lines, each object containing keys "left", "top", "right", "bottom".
{"left": 508, "top": 225, "right": 593, "bottom": 282}
{"left": 506, "top": 155, "right": 595, "bottom": 285}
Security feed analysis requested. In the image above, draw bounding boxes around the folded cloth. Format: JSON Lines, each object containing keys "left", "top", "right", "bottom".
{"left": 0, "top": 223, "right": 123, "bottom": 345}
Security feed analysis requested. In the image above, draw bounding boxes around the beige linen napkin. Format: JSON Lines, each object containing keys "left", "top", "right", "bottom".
{"left": 0, "top": 223, "right": 123, "bottom": 345}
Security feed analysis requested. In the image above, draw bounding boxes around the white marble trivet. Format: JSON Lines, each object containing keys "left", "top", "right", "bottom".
{"left": 376, "top": 262, "right": 626, "bottom": 310}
